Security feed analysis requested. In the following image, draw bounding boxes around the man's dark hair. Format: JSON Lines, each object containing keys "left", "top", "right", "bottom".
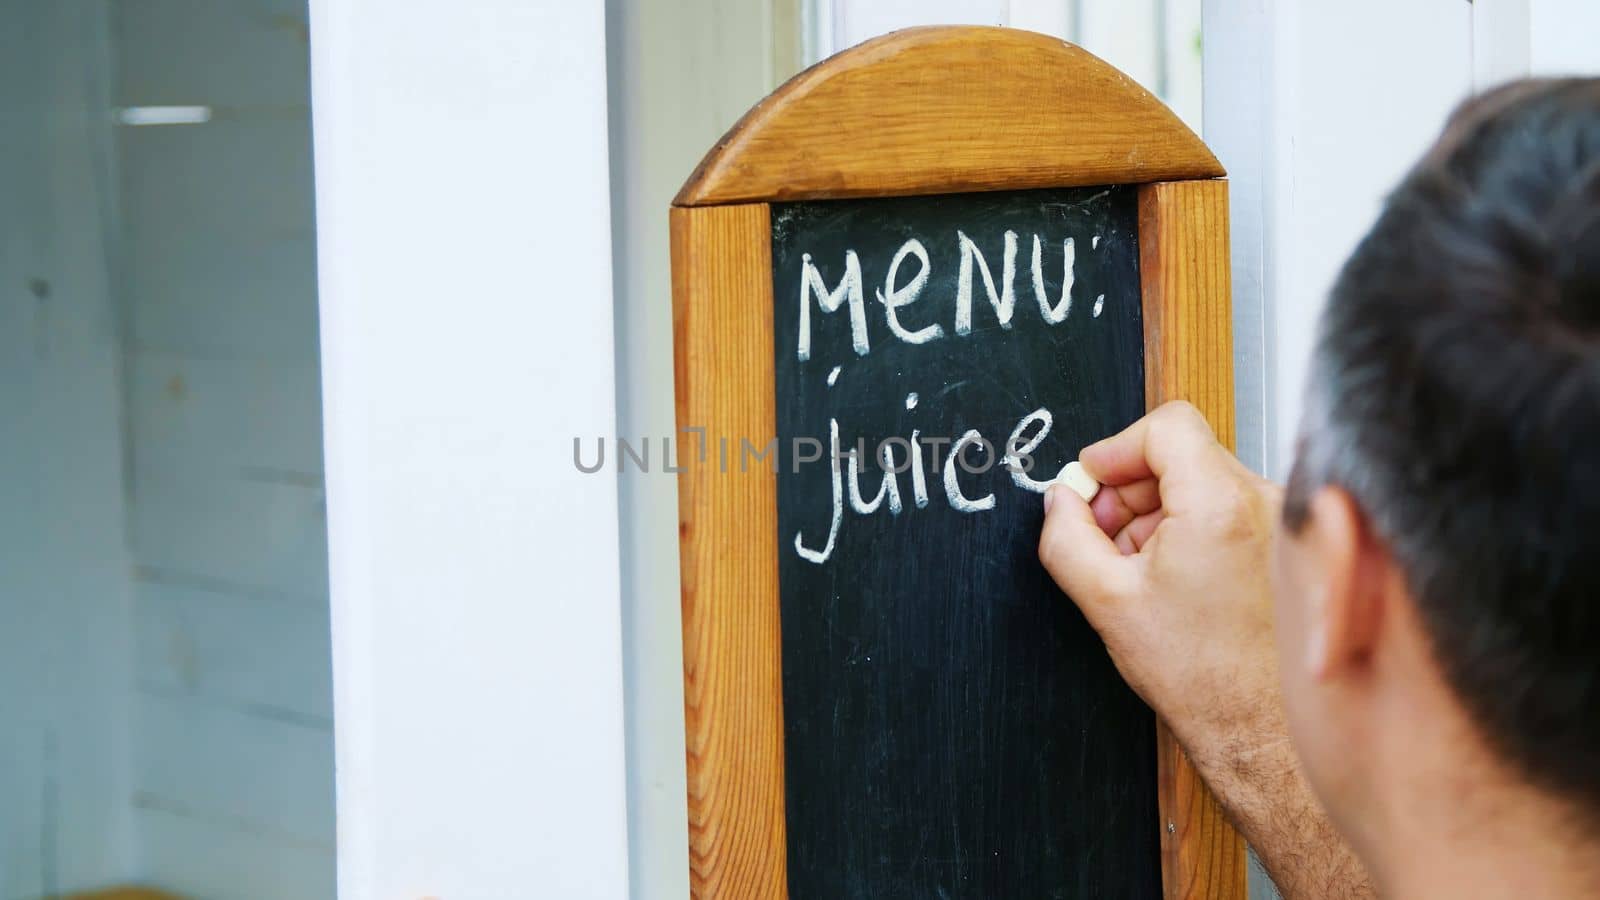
{"left": 1284, "top": 78, "right": 1600, "bottom": 815}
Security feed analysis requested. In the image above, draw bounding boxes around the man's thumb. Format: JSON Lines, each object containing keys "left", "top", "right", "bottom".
{"left": 1039, "top": 485, "right": 1137, "bottom": 621}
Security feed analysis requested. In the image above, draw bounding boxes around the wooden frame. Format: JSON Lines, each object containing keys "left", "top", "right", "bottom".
{"left": 673, "top": 26, "right": 1243, "bottom": 900}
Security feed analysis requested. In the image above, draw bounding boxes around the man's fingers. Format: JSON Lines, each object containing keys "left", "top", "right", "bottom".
{"left": 1112, "top": 510, "right": 1165, "bottom": 556}
{"left": 1039, "top": 486, "right": 1139, "bottom": 618}
{"left": 1089, "top": 477, "right": 1160, "bottom": 535}
{"left": 1080, "top": 401, "right": 1222, "bottom": 487}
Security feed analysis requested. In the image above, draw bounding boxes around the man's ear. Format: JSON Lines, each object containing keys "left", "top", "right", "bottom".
{"left": 1301, "top": 486, "right": 1384, "bottom": 680}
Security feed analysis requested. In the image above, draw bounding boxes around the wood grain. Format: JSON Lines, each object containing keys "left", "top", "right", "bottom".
{"left": 1139, "top": 178, "right": 1248, "bottom": 900}
{"left": 675, "top": 26, "right": 1223, "bottom": 206}
{"left": 672, "top": 203, "right": 788, "bottom": 899}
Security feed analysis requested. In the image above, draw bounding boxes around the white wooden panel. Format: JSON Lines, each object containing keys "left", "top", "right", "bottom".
{"left": 117, "top": 116, "right": 315, "bottom": 238}
{"left": 1080, "top": 0, "right": 1163, "bottom": 96}
{"left": 137, "top": 805, "right": 333, "bottom": 900}
{"left": 310, "top": 1, "right": 628, "bottom": 897}
{"left": 130, "top": 352, "right": 324, "bottom": 478}
{"left": 134, "top": 692, "right": 334, "bottom": 842}
{"left": 1162, "top": 0, "right": 1205, "bottom": 133}
{"left": 127, "top": 231, "right": 320, "bottom": 360}
{"left": 129, "top": 470, "right": 329, "bottom": 598}
{"left": 1010, "top": 0, "right": 1205, "bottom": 133}
{"left": 113, "top": 0, "right": 312, "bottom": 108}
{"left": 135, "top": 581, "right": 333, "bottom": 723}
{"left": 830, "top": 0, "right": 1005, "bottom": 52}
{"left": 1005, "top": 0, "right": 1071, "bottom": 40}
{"left": 1473, "top": 0, "right": 1532, "bottom": 89}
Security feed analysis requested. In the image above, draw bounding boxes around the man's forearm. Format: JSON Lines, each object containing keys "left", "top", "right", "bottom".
{"left": 1185, "top": 716, "right": 1376, "bottom": 900}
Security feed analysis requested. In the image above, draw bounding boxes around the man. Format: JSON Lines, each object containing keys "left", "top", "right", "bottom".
{"left": 1039, "top": 78, "right": 1600, "bottom": 900}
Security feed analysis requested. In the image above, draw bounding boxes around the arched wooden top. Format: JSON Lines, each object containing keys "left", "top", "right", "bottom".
{"left": 675, "top": 26, "right": 1224, "bottom": 207}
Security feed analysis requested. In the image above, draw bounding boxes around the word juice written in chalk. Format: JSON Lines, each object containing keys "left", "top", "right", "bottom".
{"left": 774, "top": 189, "right": 1131, "bottom": 565}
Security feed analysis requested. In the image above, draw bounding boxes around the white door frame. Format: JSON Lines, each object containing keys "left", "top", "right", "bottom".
{"left": 308, "top": 3, "right": 629, "bottom": 897}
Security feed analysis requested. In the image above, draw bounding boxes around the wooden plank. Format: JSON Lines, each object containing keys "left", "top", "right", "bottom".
{"left": 136, "top": 805, "right": 334, "bottom": 900}
{"left": 129, "top": 470, "right": 329, "bottom": 598}
{"left": 672, "top": 203, "right": 788, "bottom": 899}
{"left": 128, "top": 350, "right": 323, "bottom": 477}
{"left": 134, "top": 692, "right": 335, "bottom": 843}
{"left": 675, "top": 26, "right": 1222, "bottom": 206}
{"left": 118, "top": 116, "right": 315, "bottom": 238}
{"left": 113, "top": 0, "right": 311, "bottom": 109}
{"left": 1138, "top": 178, "right": 1247, "bottom": 900}
{"left": 127, "top": 231, "right": 319, "bottom": 361}
{"left": 135, "top": 581, "right": 333, "bottom": 723}
{"left": 130, "top": 351, "right": 324, "bottom": 479}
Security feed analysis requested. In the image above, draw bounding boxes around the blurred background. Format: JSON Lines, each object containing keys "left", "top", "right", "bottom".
{"left": 1, "top": 1, "right": 1594, "bottom": 898}
{"left": 2, "top": 2, "right": 329, "bottom": 898}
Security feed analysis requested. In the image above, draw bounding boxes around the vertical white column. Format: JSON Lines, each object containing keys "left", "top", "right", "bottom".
{"left": 1204, "top": 0, "right": 1474, "bottom": 477}
{"left": 308, "top": 2, "right": 628, "bottom": 898}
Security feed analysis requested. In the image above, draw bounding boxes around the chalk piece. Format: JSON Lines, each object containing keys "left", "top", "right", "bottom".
{"left": 1055, "top": 461, "right": 1100, "bottom": 501}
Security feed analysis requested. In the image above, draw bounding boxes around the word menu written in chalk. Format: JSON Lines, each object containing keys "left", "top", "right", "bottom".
{"left": 769, "top": 186, "right": 1161, "bottom": 899}
{"left": 775, "top": 187, "right": 1139, "bottom": 566}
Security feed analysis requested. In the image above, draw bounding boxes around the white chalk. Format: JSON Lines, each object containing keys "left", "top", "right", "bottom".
{"left": 1055, "top": 461, "right": 1100, "bottom": 501}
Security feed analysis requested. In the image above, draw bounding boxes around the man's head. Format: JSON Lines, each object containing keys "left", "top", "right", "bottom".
{"left": 1275, "top": 78, "right": 1600, "bottom": 846}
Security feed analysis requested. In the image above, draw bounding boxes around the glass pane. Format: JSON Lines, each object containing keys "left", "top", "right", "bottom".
{"left": 1, "top": 2, "right": 333, "bottom": 897}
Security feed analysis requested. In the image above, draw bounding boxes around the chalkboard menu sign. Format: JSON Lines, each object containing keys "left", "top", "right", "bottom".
{"left": 670, "top": 25, "right": 1242, "bottom": 900}
{"left": 771, "top": 187, "right": 1158, "bottom": 897}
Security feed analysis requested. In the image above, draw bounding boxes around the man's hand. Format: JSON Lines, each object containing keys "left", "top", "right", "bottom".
{"left": 1039, "top": 400, "right": 1279, "bottom": 765}
{"left": 1038, "top": 401, "right": 1374, "bottom": 900}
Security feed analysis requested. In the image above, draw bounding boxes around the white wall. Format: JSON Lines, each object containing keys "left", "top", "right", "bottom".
{"left": 1207, "top": 0, "right": 1597, "bottom": 483}
{"left": 1264, "top": 1, "right": 1473, "bottom": 471}
{"left": 0, "top": 4, "right": 136, "bottom": 895}
{"left": 112, "top": 0, "right": 336, "bottom": 894}
{"left": 309, "top": 2, "right": 629, "bottom": 897}
{"left": 1529, "top": 0, "right": 1600, "bottom": 75}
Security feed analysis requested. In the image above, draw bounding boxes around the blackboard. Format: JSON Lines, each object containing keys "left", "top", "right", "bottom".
{"left": 770, "top": 186, "right": 1160, "bottom": 899}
